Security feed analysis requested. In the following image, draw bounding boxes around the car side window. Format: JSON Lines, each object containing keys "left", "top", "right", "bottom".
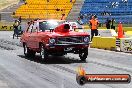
{"left": 28, "top": 22, "right": 38, "bottom": 33}
{"left": 39, "top": 22, "right": 47, "bottom": 32}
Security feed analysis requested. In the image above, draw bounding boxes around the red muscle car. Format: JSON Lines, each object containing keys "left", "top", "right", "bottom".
{"left": 20, "top": 20, "right": 90, "bottom": 61}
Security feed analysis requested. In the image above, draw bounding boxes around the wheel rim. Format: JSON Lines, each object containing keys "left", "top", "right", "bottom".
{"left": 24, "top": 44, "right": 28, "bottom": 55}
{"left": 80, "top": 52, "right": 85, "bottom": 57}
{"left": 79, "top": 49, "right": 88, "bottom": 61}
{"left": 40, "top": 46, "right": 45, "bottom": 59}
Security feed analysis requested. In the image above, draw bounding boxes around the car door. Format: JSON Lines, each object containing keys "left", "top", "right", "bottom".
{"left": 28, "top": 22, "right": 39, "bottom": 49}
{"left": 22, "top": 23, "right": 32, "bottom": 48}
{"left": 24, "top": 24, "right": 31, "bottom": 48}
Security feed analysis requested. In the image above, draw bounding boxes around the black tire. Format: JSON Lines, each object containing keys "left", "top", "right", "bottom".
{"left": 23, "top": 43, "right": 36, "bottom": 57}
{"left": 79, "top": 48, "right": 88, "bottom": 61}
{"left": 40, "top": 44, "right": 48, "bottom": 61}
{"left": 76, "top": 75, "right": 87, "bottom": 85}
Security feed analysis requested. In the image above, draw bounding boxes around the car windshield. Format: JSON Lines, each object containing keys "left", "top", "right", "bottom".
{"left": 39, "top": 20, "right": 65, "bottom": 31}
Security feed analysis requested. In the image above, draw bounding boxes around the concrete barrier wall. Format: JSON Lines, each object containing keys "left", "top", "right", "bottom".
{"left": 0, "top": 25, "right": 13, "bottom": 31}
{"left": 0, "top": 22, "right": 13, "bottom": 31}
{"left": 98, "top": 29, "right": 117, "bottom": 37}
{"left": 120, "top": 38, "right": 132, "bottom": 52}
{"left": 91, "top": 36, "right": 116, "bottom": 50}
{"left": 125, "top": 31, "right": 132, "bottom": 38}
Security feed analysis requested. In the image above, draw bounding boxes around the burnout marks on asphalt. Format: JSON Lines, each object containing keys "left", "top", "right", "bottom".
{"left": 0, "top": 39, "right": 21, "bottom": 47}
{"left": 0, "top": 45, "right": 14, "bottom": 50}
{"left": 0, "top": 39, "right": 20, "bottom": 50}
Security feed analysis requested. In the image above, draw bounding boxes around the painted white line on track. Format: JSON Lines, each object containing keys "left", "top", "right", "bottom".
{"left": 0, "top": 80, "right": 8, "bottom": 87}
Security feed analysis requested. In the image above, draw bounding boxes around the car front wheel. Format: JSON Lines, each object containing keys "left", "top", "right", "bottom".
{"left": 40, "top": 44, "right": 48, "bottom": 61}
{"left": 79, "top": 48, "right": 88, "bottom": 61}
{"left": 23, "top": 43, "right": 36, "bottom": 57}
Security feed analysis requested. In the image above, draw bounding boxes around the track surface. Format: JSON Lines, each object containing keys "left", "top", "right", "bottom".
{"left": 0, "top": 31, "right": 132, "bottom": 88}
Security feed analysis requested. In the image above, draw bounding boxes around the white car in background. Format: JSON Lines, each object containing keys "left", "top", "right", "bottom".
{"left": 69, "top": 21, "right": 84, "bottom": 32}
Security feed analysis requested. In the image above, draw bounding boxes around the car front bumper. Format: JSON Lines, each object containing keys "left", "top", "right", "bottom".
{"left": 46, "top": 43, "right": 89, "bottom": 49}
{"left": 45, "top": 43, "right": 89, "bottom": 53}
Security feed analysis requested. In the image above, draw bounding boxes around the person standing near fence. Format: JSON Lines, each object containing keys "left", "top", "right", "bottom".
{"left": 89, "top": 15, "right": 99, "bottom": 41}
{"left": 18, "top": 16, "right": 22, "bottom": 23}
{"left": 13, "top": 20, "right": 19, "bottom": 39}
{"left": 111, "top": 18, "right": 116, "bottom": 30}
{"left": 106, "top": 18, "right": 111, "bottom": 29}
{"left": 61, "top": 14, "right": 65, "bottom": 20}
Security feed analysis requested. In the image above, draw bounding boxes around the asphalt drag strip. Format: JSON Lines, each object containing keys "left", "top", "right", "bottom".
{"left": 0, "top": 31, "right": 132, "bottom": 88}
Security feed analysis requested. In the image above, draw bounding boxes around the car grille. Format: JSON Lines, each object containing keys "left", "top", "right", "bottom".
{"left": 57, "top": 36, "right": 83, "bottom": 44}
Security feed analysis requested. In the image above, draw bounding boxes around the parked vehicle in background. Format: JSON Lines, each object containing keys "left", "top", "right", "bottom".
{"left": 69, "top": 21, "right": 84, "bottom": 30}
{"left": 20, "top": 20, "right": 90, "bottom": 62}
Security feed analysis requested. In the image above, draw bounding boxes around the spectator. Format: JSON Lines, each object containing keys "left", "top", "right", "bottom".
{"left": 89, "top": 15, "right": 99, "bottom": 41}
{"left": 29, "top": 20, "right": 39, "bottom": 32}
{"left": 80, "top": 14, "right": 83, "bottom": 19}
{"left": 26, "top": 21, "right": 31, "bottom": 32}
{"left": 56, "top": 8, "right": 60, "bottom": 11}
{"left": 12, "top": 12, "right": 15, "bottom": 15}
{"left": 105, "top": 18, "right": 111, "bottom": 29}
{"left": 111, "top": 18, "right": 116, "bottom": 30}
{"left": 18, "top": 22, "right": 23, "bottom": 34}
{"left": 77, "top": 17, "right": 83, "bottom": 25}
{"left": 18, "top": 16, "right": 22, "bottom": 23}
{"left": 29, "top": 21, "right": 35, "bottom": 32}
{"left": 13, "top": 20, "right": 19, "bottom": 39}
{"left": 61, "top": 14, "right": 65, "bottom": 20}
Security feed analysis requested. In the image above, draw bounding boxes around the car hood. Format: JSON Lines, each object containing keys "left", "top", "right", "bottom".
{"left": 47, "top": 31, "right": 89, "bottom": 38}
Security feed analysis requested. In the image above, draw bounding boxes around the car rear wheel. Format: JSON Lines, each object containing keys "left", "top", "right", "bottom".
{"left": 23, "top": 43, "right": 36, "bottom": 57}
{"left": 40, "top": 44, "right": 48, "bottom": 61}
{"left": 79, "top": 48, "right": 88, "bottom": 61}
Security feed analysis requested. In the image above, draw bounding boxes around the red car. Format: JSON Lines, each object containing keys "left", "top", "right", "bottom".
{"left": 20, "top": 20, "right": 90, "bottom": 61}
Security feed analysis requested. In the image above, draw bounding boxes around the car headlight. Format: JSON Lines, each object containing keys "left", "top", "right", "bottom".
{"left": 84, "top": 37, "right": 89, "bottom": 43}
{"left": 49, "top": 38, "right": 55, "bottom": 44}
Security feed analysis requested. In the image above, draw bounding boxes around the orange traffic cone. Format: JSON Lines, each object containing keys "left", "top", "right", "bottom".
{"left": 118, "top": 22, "right": 124, "bottom": 39}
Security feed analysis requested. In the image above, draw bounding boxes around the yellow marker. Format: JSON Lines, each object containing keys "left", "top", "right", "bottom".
{"left": 76, "top": 65, "right": 86, "bottom": 76}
